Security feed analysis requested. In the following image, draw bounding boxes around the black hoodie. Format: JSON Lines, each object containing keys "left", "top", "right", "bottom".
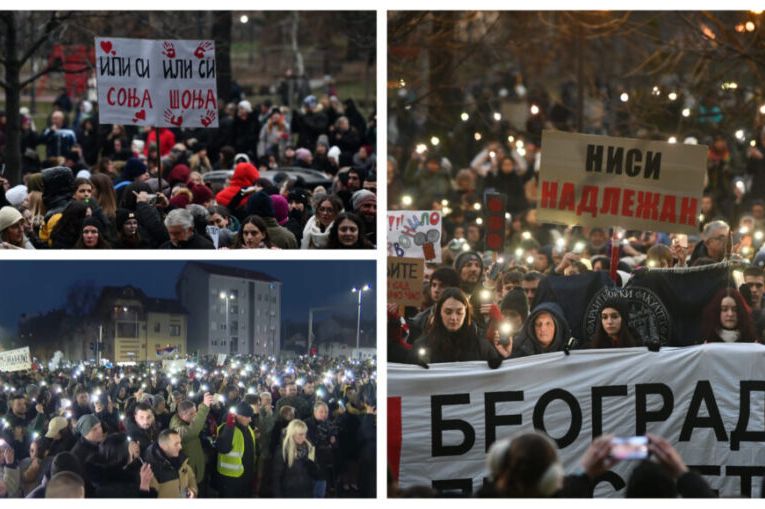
{"left": 512, "top": 302, "right": 572, "bottom": 358}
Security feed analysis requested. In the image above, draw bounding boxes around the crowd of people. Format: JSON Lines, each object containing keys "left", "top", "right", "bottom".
{"left": 389, "top": 431, "right": 719, "bottom": 498}
{"left": 0, "top": 89, "right": 377, "bottom": 249}
{"left": 388, "top": 119, "right": 765, "bottom": 364}
{"left": 0, "top": 354, "right": 376, "bottom": 498}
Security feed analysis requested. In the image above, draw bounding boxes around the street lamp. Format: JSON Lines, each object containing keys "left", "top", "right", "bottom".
{"left": 351, "top": 284, "right": 371, "bottom": 360}
{"left": 219, "top": 292, "right": 235, "bottom": 353}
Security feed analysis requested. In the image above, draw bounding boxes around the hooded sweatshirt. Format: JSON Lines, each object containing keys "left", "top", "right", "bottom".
{"left": 215, "top": 162, "right": 260, "bottom": 208}
{"left": 512, "top": 302, "right": 571, "bottom": 358}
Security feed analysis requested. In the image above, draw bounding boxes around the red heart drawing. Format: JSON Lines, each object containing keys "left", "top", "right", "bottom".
{"left": 133, "top": 109, "right": 146, "bottom": 122}
{"left": 100, "top": 41, "right": 113, "bottom": 54}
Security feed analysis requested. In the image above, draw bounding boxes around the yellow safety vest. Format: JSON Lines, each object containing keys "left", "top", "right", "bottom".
{"left": 216, "top": 424, "right": 256, "bottom": 478}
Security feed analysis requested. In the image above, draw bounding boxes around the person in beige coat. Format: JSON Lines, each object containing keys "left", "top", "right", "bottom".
{"left": 144, "top": 429, "right": 198, "bottom": 498}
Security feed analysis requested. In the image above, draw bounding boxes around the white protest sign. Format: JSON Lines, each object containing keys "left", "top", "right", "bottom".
{"left": 0, "top": 346, "right": 32, "bottom": 372}
{"left": 387, "top": 210, "right": 442, "bottom": 262}
{"left": 217, "top": 354, "right": 227, "bottom": 366}
{"left": 95, "top": 37, "right": 219, "bottom": 128}
{"left": 388, "top": 344, "right": 765, "bottom": 498}
{"left": 161, "top": 359, "right": 185, "bottom": 372}
{"left": 537, "top": 130, "right": 707, "bottom": 234}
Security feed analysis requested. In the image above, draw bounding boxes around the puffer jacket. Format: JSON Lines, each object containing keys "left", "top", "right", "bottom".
{"left": 512, "top": 302, "right": 572, "bottom": 358}
{"left": 216, "top": 162, "right": 260, "bottom": 208}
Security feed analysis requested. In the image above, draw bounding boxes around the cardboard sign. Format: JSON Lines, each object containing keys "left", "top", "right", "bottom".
{"left": 0, "top": 346, "right": 32, "bottom": 372}
{"left": 389, "top": 344, "right": 765, "bottom": 498}
{"left": 537, "top": 130, "right": 707, "bottom": 234}
{"left": 388, "top": 211, "right": 442, "bottom": 262}
{"left": 95, "top": 37, "right": 218, "bottom": 128}
{"left": 388, "top": 257, "right": 425, "bottom": 307}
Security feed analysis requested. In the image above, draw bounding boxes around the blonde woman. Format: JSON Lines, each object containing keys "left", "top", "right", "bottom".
{"left": 272, "top": 419, "right": 317, "bottom": 497}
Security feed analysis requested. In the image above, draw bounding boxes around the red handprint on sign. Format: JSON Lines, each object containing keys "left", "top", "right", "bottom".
{"left": 194, "top": 41, "right": 213, "bottom": 59}
{"left": 161, "top": 41, "right": 176, "bottom": 58}
{"left": 200, "top": 110, "right": 217, "bottom": 127}
{"left": 163, "top": 109, "right": 183, "bottom": 127}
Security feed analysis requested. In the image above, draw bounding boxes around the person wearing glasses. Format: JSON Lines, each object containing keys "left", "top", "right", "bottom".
{"left": 690, "top": 220, "right": 729, "bottom": 264}
{"left": 301, "top": 194, "right": 342, "bottom": 249}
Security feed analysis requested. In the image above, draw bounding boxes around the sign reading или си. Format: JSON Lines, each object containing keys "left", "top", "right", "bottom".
{"left": 95, "top": 37, "right": 219, "bottom": 128}
{"left": 537, "top": 131, "right": 707, "bottom": 234}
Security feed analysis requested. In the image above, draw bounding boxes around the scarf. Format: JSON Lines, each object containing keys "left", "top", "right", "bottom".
{"left": 717, "top": 329, "right": 740, "bottom": 343}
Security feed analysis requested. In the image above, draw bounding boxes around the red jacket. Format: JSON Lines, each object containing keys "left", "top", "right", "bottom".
{"left": 216, "top": 162, "right": 260, "bottom": 207}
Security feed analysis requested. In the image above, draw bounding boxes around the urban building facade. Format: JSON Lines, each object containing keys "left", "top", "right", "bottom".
{"left": 177, "top": 262, "right": 282, "bottom": 357}
{"left": 92, "top": 286, "right": 188, "bottom": 363}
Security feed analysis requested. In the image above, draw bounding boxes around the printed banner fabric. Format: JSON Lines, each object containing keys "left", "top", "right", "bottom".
{"left": 388, "top": 344, "right": 765, "bottom": 498}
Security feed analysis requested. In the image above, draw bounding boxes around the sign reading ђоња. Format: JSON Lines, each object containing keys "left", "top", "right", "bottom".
{"left": 537, "top": 130, "right": 707, "bottom": 234}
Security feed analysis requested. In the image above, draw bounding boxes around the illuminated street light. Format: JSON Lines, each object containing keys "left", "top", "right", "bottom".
{"left": 351, "top": 285, "right": 371, "bottom": 360}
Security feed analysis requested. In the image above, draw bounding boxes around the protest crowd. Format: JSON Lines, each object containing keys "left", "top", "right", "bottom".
{"left": 0, "top": 87, "right": 377, "bottom": 250}
{"left": 387, "top": 81, "right": 765, "bottom": 498}
{"left": 0, "top": 354, "right": 376, "bottom": 498}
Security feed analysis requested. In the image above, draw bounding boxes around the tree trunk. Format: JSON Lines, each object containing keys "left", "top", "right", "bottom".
{"left": 3, "top": 12, "right": 23, "bottom": 185}
{"left": 212, "top": 12, "right": 232, "bottom": 103}
{"left": 427, "top": 12, "right": 458, "bottom": 137}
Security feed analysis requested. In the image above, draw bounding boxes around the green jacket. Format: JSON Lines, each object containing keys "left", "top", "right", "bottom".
{"left": 169, "top": 402, "right": 210, "bottom": 483}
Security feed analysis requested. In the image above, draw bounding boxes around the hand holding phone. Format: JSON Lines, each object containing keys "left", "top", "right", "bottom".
{"left": 609, "top": 436, "right": 649, "bottom": 460}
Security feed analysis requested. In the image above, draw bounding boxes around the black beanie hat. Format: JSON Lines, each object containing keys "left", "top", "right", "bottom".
{"left": 501, "top": 287, "right": 529, "bottom": 318}
{"left": 246, "top": 190, "right": 275, "bottom": 218}
{"left": 115, "top": 208, "right": 138, "bottom": 231}
{"left": 82, "top": 215, "right": 104, "bottom": 233}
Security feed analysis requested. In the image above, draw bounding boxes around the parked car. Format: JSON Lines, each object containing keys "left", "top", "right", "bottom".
{"left": 203, "top": 167, "right": 332, "bottom": 191}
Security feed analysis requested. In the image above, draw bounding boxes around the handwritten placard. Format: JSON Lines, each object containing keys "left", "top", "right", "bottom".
{"left": 95, "top": 37, "right": 218, "bottom": 128}
{"left": 387, "top": 210, "right": 442, "bottom": 262}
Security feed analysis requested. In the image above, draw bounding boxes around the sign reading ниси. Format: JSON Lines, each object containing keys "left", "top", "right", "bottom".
{"left": 537, "top": 131, "right": 707, "bottom": 234}
{"left": 95, "top": 37, "right": 218, "bottom": 128}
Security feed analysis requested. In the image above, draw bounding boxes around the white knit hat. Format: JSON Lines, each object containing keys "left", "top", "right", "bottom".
{"left": 0, "top": 206, "right": 23, "bottom": 232}
{"left": 5, "top": 185, "right": 28, "bottom": 207}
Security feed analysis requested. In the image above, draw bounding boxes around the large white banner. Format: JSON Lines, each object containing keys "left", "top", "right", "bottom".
{"left": 95, "top": 37, "right": 219, "bottom": 128}
{"left": 0, "top": 346, "right": 32, "bottom": 372}
{"left": 537, "top": 130, "right": 707, "bottom": 234}
{"left": 388, "top": 344, "right": 765, "bottom": 498}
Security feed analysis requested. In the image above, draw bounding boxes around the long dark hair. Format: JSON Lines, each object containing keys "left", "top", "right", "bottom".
{"left": 591, "top": 300, "right": 639, "bottom": 348}
{"left": 233, "top": 215, "right": 273, "bottom": 249}
{"left": 700, "top": 287, "right": 759, "bottom": 343}
{"left": 96, "top": 433, "right": 131, "bottom": 468}
{"left": 425, "top": 287, "right": 476, "bottom": 360}
{"left": 327, "top": 212, "right": 372, "bottom": 249}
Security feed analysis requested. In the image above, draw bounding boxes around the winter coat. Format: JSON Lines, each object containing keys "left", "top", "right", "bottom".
{"left": 272, "top": 443, "right": 317, "bottom": 498}
{"left": 41, "top": 166, "right": 74, "bottom": 216}
{"left": 85, "top": 460, "right": 156, "bottom": 498}
{"left": 300, "top": 215, "right": 332, "bottom": 249}
{"left": 169, "top": 403, "right": 210, "bottom": 483}
{"left": 69, "top": 435, "right": 100, "bottom": 468}
{"left": 512, "top": 302, "right": 572, "bottom": 358}
{"left": 410, "top": 322, "right": 501, "bottom": 365}
{"left": 305, "top": 417, "right": 337, "bottom": 480}
{"left": 144, "top": 443, "right": 197, "bottom": 498}
{"left": 125, "top": 419, "right": 159, "bottom": 455}
{"left": 216, "top": 163, "right": 260, "bottom": 208}
{"left": 260, "top": 216, "right": 297, "bottom": 249}
{"left": 159, "top": 232, "right": 215, "bottom": 249}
